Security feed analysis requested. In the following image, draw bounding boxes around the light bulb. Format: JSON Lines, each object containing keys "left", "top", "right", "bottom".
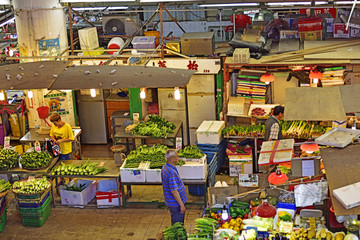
{"left": 221, "top": 208, "right": 229, "bottom": 221}
{"left": 174, "top": 87, "right": 181, "bottom": 100}
{"left": 306, "top": 151, "right": 314, "bottom": 154}
{"left": 140, "top": 88, "right": 146, "bottom": 99}
{"left": 28, "top": 90, "right": 33, "bottom": 99}
{"left": 265, "top": 81, "right": 270, "bottom": 85}
{"left": 0, "top": 92, "right": 4, "bottom": 101}
{"left": 90, "top": 89, "right": 96, "bottom": 97}
{"left": 313, "top": 78, "right": 319, "bottom": 84}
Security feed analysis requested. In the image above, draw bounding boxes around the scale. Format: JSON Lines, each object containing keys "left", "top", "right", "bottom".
{"left": 344, "top": 219, "right": 360, "bottom": 237}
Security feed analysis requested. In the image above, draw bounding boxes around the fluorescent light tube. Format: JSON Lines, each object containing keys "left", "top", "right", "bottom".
{"left": 61, "top": 0, "right": 135, "bottom": 2}
{"left": 199, "top": 3, "right": 259, "bottom": 7}
{"left": 0, "top": 17, "right": 14, "bottom": 27}
{"left": 73, "top": 6, "right": 128, "bottom": 11}
{"left": 141, "top": 0, "right": 195, "bottom": 2}
{"left": 0, "top": 0, "right": 10, "bottom": 4}
{"left": 335, "top": 1, "right": 358, "bottom": 4}
{"left": 267, "top": 1, "right": 326, "bottom": 6}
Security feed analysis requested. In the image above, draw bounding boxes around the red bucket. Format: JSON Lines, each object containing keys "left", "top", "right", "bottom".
{"left": 37, "top": 106, "right": 49, "bottom": 119}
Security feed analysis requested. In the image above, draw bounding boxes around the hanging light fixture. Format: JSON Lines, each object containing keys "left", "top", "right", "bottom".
{"left": 309, "top": 69, "right": 323, "bottom": 86}
{"left": 221, "top": 205, "right": 229, "bottom": 221}
{"left": 268, "top": 169, "right": 289, "bottom": 185}
{"left": 28, "top": 90, "right": 33, "bottom": 99}
{"left": 140, "top": 88, "right": 146, "bottom": 99}
{"left": 300, "top": 142, "right": 319, "bottom": 154}
{"left": 90, "top": 89, "right": 96, "bottom": 97}
{"left": 174, "top": 87, "right": 181, "bottom": 100}
{"left": 0, "top": 91, "right": 4, "bottom": 101}
{"left": 260, "top": 73, "right": 275, "bottom": 85}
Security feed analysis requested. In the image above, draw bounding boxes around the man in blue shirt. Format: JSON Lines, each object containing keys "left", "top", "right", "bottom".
{"left": 161, "top": 149, "right": 187, "bottom": 225}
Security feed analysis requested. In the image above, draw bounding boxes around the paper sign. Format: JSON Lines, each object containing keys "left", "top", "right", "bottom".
{"left": 35, "top": 141, "right": 41, "bottom": 152}
{"left": 302, "top": 160, "right": 315, "bottom": 177}
{"left": 239, "top": 174, "right": 258, "bottom": 187}
{"left": 3, "top": 137, "right": 10, "bottom": 149}
{"left": 279, "top": 221, "right": 293, "bottom": 233}
{"left": 176, "top": 137, "right": 182, "bottom": 150}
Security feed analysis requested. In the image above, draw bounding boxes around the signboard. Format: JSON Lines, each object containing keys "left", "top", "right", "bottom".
{"left": 299, "top": 8, "right": 337, "bottom": 18}
{"left": 38, "top": 38, "right": 60, "bottom": 57}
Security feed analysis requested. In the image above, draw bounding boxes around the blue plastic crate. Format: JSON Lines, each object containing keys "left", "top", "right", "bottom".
{"left": 208, "top": 156, "right": 218, "bottom": 176}
{"left": 18, "top": 192, "right": 50, "bottom": 208}
{"left": 188, "top": 185, "right": 205, "bottom": 196}
{"left": 208, "top": 171, "right": 216, "bottom": 187}
{"left": 196, "top": 139, "right": 226, "bottom": 151}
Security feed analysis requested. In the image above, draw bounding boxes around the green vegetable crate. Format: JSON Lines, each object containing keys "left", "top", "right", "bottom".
{"left": 0, "top": 206, "right": 7, "bottom": 232}
{"left": 21, "top": 198, "right": 51, "bottom": 227}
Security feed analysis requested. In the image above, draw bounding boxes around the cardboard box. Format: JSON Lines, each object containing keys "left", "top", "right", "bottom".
{"left": 258, "top": 139, "right": 294, "bottom": 165}
{"left": 317, "top": 13, "right": 334, "bottom": 33}
{"left": 333, "top": 181, "right": 360, "bottom": 209}
{"left": 60, "top": 179, "right": 96, "bottom": 207}
{"left": 334, "top": 23, "right": 350, "bottom": 38}
{"left": 78, "top": 27, "right": 99, "bottom": 50}
{"left": 351, "top": 28, "right": 360, "bottom": 38}
{"left": 233, "top": 48, "right": 250, "bottom": 63}
{"left": 96, "top": 179, "right": 121, "bottom": 208}
{"left": 229, "top": 160, "right": 253, "bottom": 177}
{"left": 180, "top": 32, "right": 215, "bottom": 56}
{"left": 291, "top": 158, "right": 321, "bottom": 177}
{"left": 280, "top": 30, "right": 299, "bottom": 39}
{"left": 176, "top": 155, "right": 207, "bottom": 180}
{"left": 239, "top": 174, "right": 258, "bottom": 187}
{"left": 227, "top": 97, "right": 246, "bottom": 116}
{"left": 120, "top": 160, "right": 148, "bottom": 183}
{"left": 207, "top": 186, "right": 238, "bottom": 207}
{"left": 196, "top": 121, "right": 225, "bottom": 145}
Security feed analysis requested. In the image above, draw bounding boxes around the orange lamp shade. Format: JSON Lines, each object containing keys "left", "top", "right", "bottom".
{"left": 255, "top": 200, "right": 277, "bottom": 218}
{"left": 260, "top": 73, "right": 275, "bottom": 84}
{"left": 309, "top": 70, "right": 323, "bottom": 80}
{"left": 268, "top": 170, "right": 288, "bottom": 185}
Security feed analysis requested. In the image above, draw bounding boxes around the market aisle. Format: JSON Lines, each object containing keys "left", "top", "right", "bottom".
{"left": 1, "top": 201, "right": 203, "bottom": 240}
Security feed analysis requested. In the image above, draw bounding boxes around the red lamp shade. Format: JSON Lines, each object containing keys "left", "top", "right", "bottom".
{"left": 268, "top": 169, "right": 288, "bottom": 185}
{"left": 300, "top": 142, "right": 319, "bottom": 153}
{"left": 309, "top": 70, "right": 323, "bottom": 80}
{"left": 260, "top": 73, "right": 275, "bottom": 84}
{"left": 255, "top": 200, "right": 277, "bottom": 218}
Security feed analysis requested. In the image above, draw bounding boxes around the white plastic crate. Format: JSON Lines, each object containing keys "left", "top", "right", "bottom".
{"left": 120, "top": 160, "right": 148, "bottom": 183}
{"left": 59, "top": 179, "right": 96, "bottom": 207}
{"left": 196, "top": 121, "right": 225, "bottom": 145}
{"left": 145, "top": 168, "right": 162, "bottom": 183}
{"left": 176, "top": 155, "right": 207, "bottom": 180}
{"left": 132, "top": 36, "right": 156, "bottom": 49}
{"left": 96, "top": 179, "right": 121, "bottom": 208}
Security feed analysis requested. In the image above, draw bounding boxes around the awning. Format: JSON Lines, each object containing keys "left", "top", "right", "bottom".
{"left": 0, "top": 61, "right": 195, "bottom": 90}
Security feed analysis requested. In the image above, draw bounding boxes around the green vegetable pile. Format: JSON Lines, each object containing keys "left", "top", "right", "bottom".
{"left": 20, "top": 151, "right": 52, "bottom": 169}
{"left": 124, "top": 145, "right": 185, "bottom": 169}
{"left": 65, "top": 183, "right": 86, "bottom": 192}
{"left": 0, "top": 149, "right": 19, "bottom": 170}
{"left": 0, "top": 179, "right": 11, "bottom": 193}
{"left": 51, "top": 160, "right": 106, "bottom": 176}
{"left": 222, "top": 124, "right": 265, "bottom": 137}
{"left": 12, "top": 176, "right": 50, "bottom": 194}
{"left": 178, "top": 145, "right": 204, "bottom": 159}
{"left": 132, "top": 115, "right": 176, "bottom": 138}
{"left": 163, "top": 222, "right": 187, "bottom": 240}
{"left": 229, "top": 200, "right": 251, "bottom": 218}
{"left": 188, "top": 218, "right": 218, "bottom": 240}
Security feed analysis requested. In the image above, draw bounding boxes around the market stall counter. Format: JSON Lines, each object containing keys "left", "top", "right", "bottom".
{"left": 20, "top": 128, "right": 82, "bottom": 159}
{"left": 114, "top": 121, "right": 183, "bottom": 151}
{"left": 0, "top": 156, "right": 59, "bottom": 175}
{"left": 46, "top": 160, "right": 121, "bottom": 209}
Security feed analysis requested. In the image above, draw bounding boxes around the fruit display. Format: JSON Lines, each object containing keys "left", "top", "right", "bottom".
{"left": 0, "top": 149, "right": 19, "bottom": 170}
{"left": 178, "top": 145, "right": 204, "bottom": 159}
{"left": 132, "top": 115, "right": 176, "bottom": 138}
{"left": 12, "top": 176, "right": 50, "bottom": 194}
{"left": 251, "top": 107, "right": 267, "bottom": 117}
{"left": 51, "top": 160, "right": 106, "bottom": 175}
{"left": 20, "top": 151, "right": 52, "bottom": 169}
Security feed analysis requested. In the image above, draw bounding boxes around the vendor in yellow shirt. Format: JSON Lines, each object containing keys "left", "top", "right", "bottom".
{"left": 49, "top": 113, "right": 74, "bottom": 160}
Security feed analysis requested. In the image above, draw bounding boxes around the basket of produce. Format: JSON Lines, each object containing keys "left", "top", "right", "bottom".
{"left": 131, "top": 115, "right": 176, "bottom": 138}
{"left": 178, "top": 145, "right": 204, "bottom": 160}
{"left": 20, "top": 151, "right": 53, "bottom": 170}
{"left": 50, "top": 160, "right": 106, "bottom": 176}
{"left": 0, "top": 149, "right": 19, "bottom": 170}
{"left": 12, "top": 176, "right": 51, "bottom": 198}
{"left": 0, "top": 179, "right": 11, "bottom": 198}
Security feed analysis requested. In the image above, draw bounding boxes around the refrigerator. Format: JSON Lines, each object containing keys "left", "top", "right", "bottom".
{"left": 76, "top": 90, "right": 110, "bottom": 144}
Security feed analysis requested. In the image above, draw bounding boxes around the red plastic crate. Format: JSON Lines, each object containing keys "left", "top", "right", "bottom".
{"left": 298, "top": 18, "right": 323, "bottom": 32}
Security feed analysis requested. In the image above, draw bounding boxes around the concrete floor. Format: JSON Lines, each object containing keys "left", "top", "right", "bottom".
{"left": 0, "top": 143, "right": 206, "bottom": 239}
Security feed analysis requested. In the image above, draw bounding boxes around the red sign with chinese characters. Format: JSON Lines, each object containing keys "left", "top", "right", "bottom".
{"left": 300, "top": 8, "right": 337, "bottom": 18}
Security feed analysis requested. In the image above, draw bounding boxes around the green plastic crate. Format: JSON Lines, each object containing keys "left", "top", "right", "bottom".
{"left": 21, "top": 201, "right": 51, "bottom": 227}
{"left": 0, "top": 207, "right": 7, "bottom": 232}
{"left": 14, "top": 185, "right": 50, "bottom": 200}
{"left": 16, "top": 189, "right": 50, "bottom": 203}
{"left": 19, "top": 196, "right": 51, "bottom": 216}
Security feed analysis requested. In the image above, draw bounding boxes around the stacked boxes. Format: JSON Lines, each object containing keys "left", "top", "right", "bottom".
{"left": 321, "top": 67, "right": 345, "bottom": 87}
{"left": 226, "top": 142, "right": 253, "bottom": 177}
{"left": 237, "top": 74, "right": 267, "bottom": 104}
{"left": 298, "top": 18, "right": 323, "bottom": 42}
{"left": 15, "top": 189, "right": 51, "bottom": 227}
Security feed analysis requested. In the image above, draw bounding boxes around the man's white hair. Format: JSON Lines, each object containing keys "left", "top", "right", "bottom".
{"left": 165, "top": 149, "right": 178, "bottom": 162}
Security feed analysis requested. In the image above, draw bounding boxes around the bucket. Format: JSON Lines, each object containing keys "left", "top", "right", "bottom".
{"left": 144, "top": 31, "right": 160, "bottom": 46}
{"left": 107, "top": 37, "right": 125, "bottom": 55}
{"left": 37, "top": 106, "right": 49, "bottom": 119}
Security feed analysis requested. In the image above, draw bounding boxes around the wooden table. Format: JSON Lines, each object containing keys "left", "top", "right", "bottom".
{"left": 47, "top": 160, "right": 121, "bottom": 209}
{"left": 20, "top": 128, "right": 82, "bottom": 159}
{"left": 121, "top": 175, "right": 208, "bottom": 208}
{"left": 321, "top": 145, "right": 360, "bottom": 216}
{"left": 114, "top": 121, "right": 183, "bottom": 150}
{"left": 0, "top": 156, "right": 59, "bottom": 175}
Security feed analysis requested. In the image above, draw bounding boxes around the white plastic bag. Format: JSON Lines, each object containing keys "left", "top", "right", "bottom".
{"left": 294, "top": 181, "right": 328, "bottom": 207}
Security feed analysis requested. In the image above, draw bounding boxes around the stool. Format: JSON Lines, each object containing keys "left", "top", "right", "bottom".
{"left": 110, "top": 145, "right": 126, "bottom": 166}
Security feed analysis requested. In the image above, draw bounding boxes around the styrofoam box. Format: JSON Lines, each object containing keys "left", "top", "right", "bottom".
{"left": 333, "top": 181, "right": 360, "bottom": 209}
{"left": 146, "top": 168, "right": 162, "bottom": 183}
{"left": 132, "top": 36, "right": 156, "bottom": 49}
{"left": 78, "top": 27, "right": 99, "bottom": 50}
{"left": 96, "top": 179, "right": 121, "bottom": 208}
{"left": 59, "top": 179, "right": 96, "bottom": 207}
{"left": 196, "top": 121, "right": 225, "bottom": 145}
{"left": 120, "top": 160, "right": 148, "bottom": 183}
{"left": 176, "top": 155, "right": 207, "bottom": 180}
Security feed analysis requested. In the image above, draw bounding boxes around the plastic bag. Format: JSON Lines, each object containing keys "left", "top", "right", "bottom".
{"left": 294, "top": 181, "right": 328, "bottom": 207}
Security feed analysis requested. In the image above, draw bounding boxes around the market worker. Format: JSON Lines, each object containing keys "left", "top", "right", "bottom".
{"left": 161, "top": 149, "right": 187, "bottom": 225}
{"left": 49, "top": 113, "right": 74, "bottom": 160}
{"left": 264, "top": 105, "right": 284, "bottom": 141}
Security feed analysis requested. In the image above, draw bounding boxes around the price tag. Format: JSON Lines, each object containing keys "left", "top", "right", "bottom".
{"left": 176, "top": 137, "right": 182, "bottom": 150}
{"left": 27, "top": 176, "right": 35, "bottom": 182}
{"left": 35, "top": 141, "right": 41, "bottom": 152}
{"left": 3, "top": 137, "right": 10, "bottom": 149}
{"left": 99, "top": 161, "right": 105, "bottom": 167}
